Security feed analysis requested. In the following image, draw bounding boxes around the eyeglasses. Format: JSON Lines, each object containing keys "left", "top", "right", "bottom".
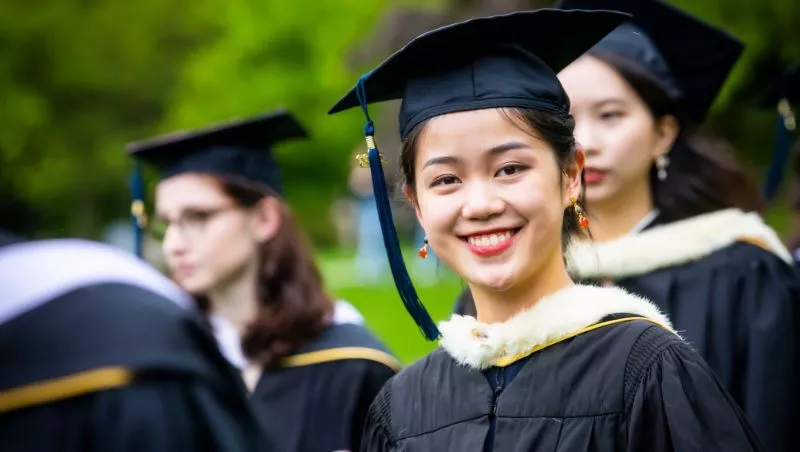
{"left": 150, "top": 205, "right": 240, "bottom": 241}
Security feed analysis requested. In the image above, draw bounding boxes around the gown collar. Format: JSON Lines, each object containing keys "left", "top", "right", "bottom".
{"left": 211, "top": 300, "right": 367, "bottom": 369}
{"left": 629, "top": 209, "right": 660, "bottom": 234}
{"left": 566, "top": 208, "right": 792, "bottom": 280}
{"left": 438, "top": 284, "right": 672, "bottom": 370}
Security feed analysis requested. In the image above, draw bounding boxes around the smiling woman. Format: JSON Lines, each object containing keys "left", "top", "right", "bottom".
{"left": 329, "top": 8, "right": 761, "bottom": 452}
{"left": 401, "top": 108, "right": 587, "bottom": 323}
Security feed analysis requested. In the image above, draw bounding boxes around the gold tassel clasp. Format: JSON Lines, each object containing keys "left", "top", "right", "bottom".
{"left": 778, "top": 98, "right": 796, "bottom": 131}
{"left": 355, "top": 135, "right": 385, "bottom": 168}
{"left": 131, "top": 200, "right": 148, "bottom": 228}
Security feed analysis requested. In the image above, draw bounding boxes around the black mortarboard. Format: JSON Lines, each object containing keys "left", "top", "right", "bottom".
{"left": 330, "top": 9, "right": 629, "bottom": 140}
{"left": 126, "top": 109, "right": 307, "bottom": 257}
{"left": 556, "top": 0, "right": 744, "bottom": 124}
{"left": 128, "top": 109, "right": 308, "bottom": 193}
{"left": 328, "top": 9, "right": 630, "bottom": 340}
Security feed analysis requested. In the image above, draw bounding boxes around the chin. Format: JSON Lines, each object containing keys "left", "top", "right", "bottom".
{"left": 584, "top": 184, "right": 613, "bottom": 204}
{"left": 463, "top": 265, "right": 520, "bottom": 293}
{"left": 174, "top": 274, "right": 213, "bottom": 296}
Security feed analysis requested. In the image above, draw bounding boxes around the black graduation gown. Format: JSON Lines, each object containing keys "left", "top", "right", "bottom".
{"left": 453, "top": 209, "right": 800, "bottom": 452}
{"left": 251, "top": 323, "right": 399, "bottom": 452}
{"left": 0, "top": 240, "right": 271, "bottom": 452}
{"left": 362, "top": 307, "right": 761, "bottom": 451}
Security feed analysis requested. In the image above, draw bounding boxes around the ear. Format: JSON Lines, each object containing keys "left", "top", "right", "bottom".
{"left": 402, "top": 184, "right": 424, "bottom": 224}
{"left": 250, "top": 196, "right": 282, "bottom": 243}
{"left": 562, "top": 147, "right": 585, "bottom": 208}
{"left": 653, "top": 114, "right": 680, "bottom": 160}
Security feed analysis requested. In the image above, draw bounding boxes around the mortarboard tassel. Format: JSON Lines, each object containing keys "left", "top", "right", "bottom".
{"left": 130, "top": 161, "right": 147, "bottom": 258}
{"left": 355, "top": 76, "right": 441, "bottom": 341}
{"left": 763, "top": 75, "right": 798, "bottom": 203}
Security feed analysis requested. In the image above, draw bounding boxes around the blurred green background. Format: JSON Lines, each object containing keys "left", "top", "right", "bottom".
{"left": 1, "top": 0, "right": 798, "bottom": 362}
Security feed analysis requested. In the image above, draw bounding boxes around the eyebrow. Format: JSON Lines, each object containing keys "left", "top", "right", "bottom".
{"left": 593, "top": 98, "right": 627, "bottom": 108}
{"left": 421, "top": 141, "right": 531, "bottom": 170}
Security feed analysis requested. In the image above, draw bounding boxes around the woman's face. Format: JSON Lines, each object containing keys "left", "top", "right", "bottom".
{"left": 558, "top": 55, "right": 676, "bottom": 207}
{"left": 155, "top": 173, "right": 274, "bottom": 294}
{"left": 408, "top": 109, "right": 581, "bottom": 293}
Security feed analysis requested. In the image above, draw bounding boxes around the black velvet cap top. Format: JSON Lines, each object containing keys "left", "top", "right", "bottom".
{"left": 556, "top": 0, "right": 744, "bottom": 124}
{"left": 328, "top": 9, "right": 631, "bottom": 140}
{"left": 127, "top": 109, "right": 307, "bottom": 195}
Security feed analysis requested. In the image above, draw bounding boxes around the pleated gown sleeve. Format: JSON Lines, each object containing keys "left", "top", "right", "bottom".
{"left": 624, "top": 326, "right": 763, "bottom": 452}
{"left": 620, "top": 242, "right": 800, "bottom": 452}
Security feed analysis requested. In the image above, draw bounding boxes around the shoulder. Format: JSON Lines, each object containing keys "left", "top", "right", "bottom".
{"left": 283, "top": 323, "right": 401, "bottom": 372}
{"left": 621, "top": 323, "right": 689, "bottom": 407}
{"left": 376, "top": 348, "right": 468, "bottom": 417}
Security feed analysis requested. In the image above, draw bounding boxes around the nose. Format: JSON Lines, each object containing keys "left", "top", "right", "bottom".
{"left": 461, "top": 179, "right": 505, "bottom": 221}
{"left": 573, "top": 119, "right": 600, "bottom": 160}
{"left": 161, "top": 223, "right": 189, "bottom": 260}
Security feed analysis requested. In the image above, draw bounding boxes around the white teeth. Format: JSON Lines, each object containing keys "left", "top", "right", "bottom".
{"left": 467, "top": 231, "right": 514, "bottom": 247}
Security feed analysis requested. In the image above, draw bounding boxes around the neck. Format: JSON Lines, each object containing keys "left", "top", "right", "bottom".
{"left": 588, "top": 181, "right": 655, "bottom": 242}
{"left": 471, "top": 251, "right": 574, "bottom": 324}
{"left": 207, "top": 264, "right": 260, "bottom": 336}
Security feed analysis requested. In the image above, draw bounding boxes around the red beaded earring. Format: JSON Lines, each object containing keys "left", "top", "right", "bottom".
{"left": 418, "top": 237, "right": 429, "bottom": 259}
{"left": 571, "top": 197, "right": 589, "bottom": 229}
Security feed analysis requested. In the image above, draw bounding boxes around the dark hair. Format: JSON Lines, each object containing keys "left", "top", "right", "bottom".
{"left": 591, "top": 52, "right": 764, "bottom": 221}
{"left": 194, "top": 175, "right": 333, "bottom": 368}
{"left": 400, "top": 107, "right": 590, "bottom": 248}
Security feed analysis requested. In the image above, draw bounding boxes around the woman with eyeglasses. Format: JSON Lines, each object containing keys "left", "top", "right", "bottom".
{"left": 330, "top": 9, "right": 760, "bottom": 452}
{"left": 128, "top": 110, "right": 399, "bottom": 452}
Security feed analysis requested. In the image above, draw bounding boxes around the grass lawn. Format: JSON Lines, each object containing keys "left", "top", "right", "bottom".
{"left": 316, "top": 247, "right": 464, "bottom": 365}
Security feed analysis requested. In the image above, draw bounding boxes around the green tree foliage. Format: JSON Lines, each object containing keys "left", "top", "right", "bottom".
{"left": 0, "top": 0, "right": 218, "bottom": 238}
{"left": 160, "top": 0, "right": 396, "bottom": 246}
{"left": 1, "top": 0, "right": 798, "bottom": 241}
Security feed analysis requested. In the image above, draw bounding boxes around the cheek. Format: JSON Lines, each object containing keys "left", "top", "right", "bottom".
{"left": 415, "top": 190, "right": 462, "bottom": 249}
{"left": 199, "top": 218, "right": 259, "bottom": 275}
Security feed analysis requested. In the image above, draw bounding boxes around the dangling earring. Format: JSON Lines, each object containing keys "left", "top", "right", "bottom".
{"left": 656, "top": 155, "right": 670, "bottom": 181}
{"left": 570, "top": 197, "right": 589, "bottom": 229}
{"left": 418, "top": 236, "right": 429, "bottom": 259}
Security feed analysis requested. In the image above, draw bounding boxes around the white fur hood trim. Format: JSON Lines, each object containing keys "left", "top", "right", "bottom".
{"left": 566, "top": 208, "right": 792, "bottom": 280}
{"left": 438, "top": 284, "right": 672, "bottom": 370}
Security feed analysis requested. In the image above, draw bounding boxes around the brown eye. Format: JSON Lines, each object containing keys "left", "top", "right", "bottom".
{"left": 431, "top": 175, "right": 460, "bottom": 187}
{"left": 495, "top": 164, "right": 527, "bottom": 177}
{"left": 182, "top": 210, "right": 215, "bottom": 228}
{"left": 600, "top": 111, "right": 624, "bottom": 120}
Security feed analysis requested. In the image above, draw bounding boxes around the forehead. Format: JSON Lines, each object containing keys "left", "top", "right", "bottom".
{"left": 155, "top": 173, "right": 230, "bottom": 212}
{"left": 558, "top": 55, "right": 634, "bottom": 105}
{"left": 417, "top": 108, "right": 543, "bottom": 154}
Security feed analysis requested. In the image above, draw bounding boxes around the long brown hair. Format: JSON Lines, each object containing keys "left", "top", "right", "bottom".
{"left": 195, "top": 175, "right": 333, "bottom": 367}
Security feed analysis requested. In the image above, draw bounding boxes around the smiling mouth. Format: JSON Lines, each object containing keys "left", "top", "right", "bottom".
{"left": 460, "top": 228, "right": 521, "bottom": 256}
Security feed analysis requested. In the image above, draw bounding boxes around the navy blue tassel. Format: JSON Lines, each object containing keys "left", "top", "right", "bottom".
{"left": 130, "top": 162, "right": 146, "bottom": 258}
{"left": 356, "top": 76, "right": 440, "bottom": 340}
{"left": 763, "top": 78, "right": 798, "bottom": 203}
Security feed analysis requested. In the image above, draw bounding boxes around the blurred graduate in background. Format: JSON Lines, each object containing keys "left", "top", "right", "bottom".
{"left": 128, "top": 109, "right": 398, "bottom": 452}
{"left": 0, "top": 236, "right": 272, "bottom": 451}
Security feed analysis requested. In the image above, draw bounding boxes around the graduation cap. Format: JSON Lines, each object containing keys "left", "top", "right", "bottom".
{"left": 126, "top": 109, "right": 308, "bottom": 257}
{"left": 328, "top": 9, "right": 630, "bottom": 340}
{"left": 761, "top": 64, "right": 799, "bottom": 203}
{"left": 556, "top": 0, "right": 744, "bottom": 125}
